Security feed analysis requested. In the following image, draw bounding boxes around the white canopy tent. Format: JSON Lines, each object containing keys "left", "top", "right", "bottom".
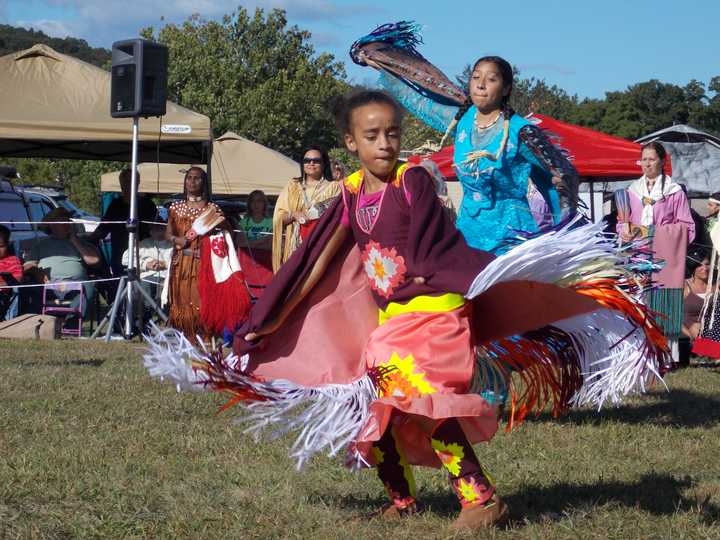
{"left": 101, "top": 132, "right": 299, "bottom": 196}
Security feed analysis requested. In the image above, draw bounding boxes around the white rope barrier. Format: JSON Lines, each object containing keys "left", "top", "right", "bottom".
{"left": 0, "top": 219, "right": 276, "bottom": 237}
{"left": 0, "top": 220, "right": 125, "bottom": 225}
{"left": 0, "top": 276, "right": 121, "bottom": 291}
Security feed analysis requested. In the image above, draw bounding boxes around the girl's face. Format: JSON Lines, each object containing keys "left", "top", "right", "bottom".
{"left": 641, "top": 148, "right": 663, "bottom": 179}
{"left": 695, "top": 259, "right": 710, "bottom": 280}
{"left": 185, "top": 168, "right": 204, "bottom": 196}
{"left": 0, "top": 236, "right": 9, "bottom": 259}
{"left": 469, "top": 61, "right": 509, "bottom": 112}
{"left": 344, "top": 102, "right": 401, "bottom": 180}
{"left": 303, "top": 150, "right": 324, "bottom": 180}
{"left": 249, "top": 195, "right": 265, "bottom": 215}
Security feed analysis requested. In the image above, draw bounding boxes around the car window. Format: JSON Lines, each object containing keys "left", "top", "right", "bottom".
{"left": 0, "top": 199, "right": 32, "bottom": 231}
{"left": 56, "top": 196, "right": 82, "bottom": 216}
{"left": 27, "top": 196, "right": 54, "bottom": 223}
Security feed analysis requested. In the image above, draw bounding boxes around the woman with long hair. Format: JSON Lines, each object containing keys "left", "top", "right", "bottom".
{"left": 272, "top": 147, "right": 341, "bottom": 271}
{"left": 616, "top": 142, "right": 695, "bottom": 365}
{"left": 166, "top": 166, "right": 226, "bottom": 340}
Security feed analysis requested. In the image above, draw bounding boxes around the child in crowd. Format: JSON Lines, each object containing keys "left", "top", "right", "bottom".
{"left": 0, "top": 225, "right": 23, "bottom": 319}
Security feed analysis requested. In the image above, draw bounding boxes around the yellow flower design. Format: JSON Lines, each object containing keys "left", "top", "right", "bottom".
{"left": 378, "top": 352, "right": 437, "bottom": 398}
{"left": 430, "top": 439, "right": 464, "bottom": 476}
{"left": 457, "top": 477, "right": 485, "bottom": 504}
{"left": 344, "top": 170, "right": 363, "bottom": 193}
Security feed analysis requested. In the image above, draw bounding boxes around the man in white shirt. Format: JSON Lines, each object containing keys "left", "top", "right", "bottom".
{"left": 122, "top": 222, "right": 173, "bottom": 306}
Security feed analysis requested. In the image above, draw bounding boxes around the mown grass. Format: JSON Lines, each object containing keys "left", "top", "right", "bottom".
{"left": 0, "top": 338, "right": 719, "bottom": 539}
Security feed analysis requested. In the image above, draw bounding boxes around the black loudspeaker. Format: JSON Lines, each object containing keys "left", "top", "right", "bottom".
{"left": 110, "top": 39, "right": 168, "bottom": 118}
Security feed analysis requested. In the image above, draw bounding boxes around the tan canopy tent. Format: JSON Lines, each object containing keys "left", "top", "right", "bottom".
{"left": 101, "top": 132, "right": 299, "bottom": 196}
{"left": 0, "top": 44, "right": 212, "bottom": 163}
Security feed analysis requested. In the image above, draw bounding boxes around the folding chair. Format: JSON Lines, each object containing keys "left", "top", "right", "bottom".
{"left": 41, "top": 282, "right": 84, "bottom": 337}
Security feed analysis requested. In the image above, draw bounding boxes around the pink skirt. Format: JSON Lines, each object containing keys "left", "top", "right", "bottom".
{"left": 355, "top": 304, "right": 499, "bottom": 468}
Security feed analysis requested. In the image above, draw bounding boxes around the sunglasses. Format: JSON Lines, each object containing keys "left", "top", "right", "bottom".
{"left": 303, "top": 158, "right": 323, "bottom": 165}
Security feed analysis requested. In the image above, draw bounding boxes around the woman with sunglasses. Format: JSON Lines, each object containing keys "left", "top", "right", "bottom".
{"left": 272, "top": 147, "right": 341, "bottom": 272}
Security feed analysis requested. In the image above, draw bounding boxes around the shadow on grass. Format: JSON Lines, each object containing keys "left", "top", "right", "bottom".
{"left": 504, "top": 473, "right": 719, "bottom": 526}
{"left": 327, "top": 473, "right": 718, "bottom": 526}
{"left": 20, "top": 358, "right": 105, "bottom": 367}
{"left": 531, "top": 388, "right": 720, "bottom": 429}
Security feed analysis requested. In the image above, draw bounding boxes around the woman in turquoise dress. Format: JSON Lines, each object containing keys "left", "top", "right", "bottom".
{"left": 352, "top": 25, "right": 578, "bottom": 254}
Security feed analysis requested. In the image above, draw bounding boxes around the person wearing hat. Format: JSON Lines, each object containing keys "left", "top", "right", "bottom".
{"left": 24, "top": 207, "right": 101, "bottom": 318}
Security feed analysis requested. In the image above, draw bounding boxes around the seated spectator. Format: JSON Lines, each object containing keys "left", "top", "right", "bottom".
{"left": 0, "top": 225, "right": 23, "bottom": 320}
{"left": 682, "top": 248, "right": 709, "bottom": 342}
{"left": 24, "top": 208, "right": 101, "bottom": 319}
{"left": 237, "top": 190, "right": 272, "bottom": 251}
{"left": 121, "top": 220, "right": 172, "bottom": 305}
{"left": 236, "top": 190, "right": 273, "bottom": 300}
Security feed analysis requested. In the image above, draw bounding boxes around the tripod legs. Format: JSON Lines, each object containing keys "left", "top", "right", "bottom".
{"left": 90, "top": 275, "right": 168, "bottom": 341}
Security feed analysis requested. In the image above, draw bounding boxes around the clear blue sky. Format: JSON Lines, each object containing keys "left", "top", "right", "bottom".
{"left": 2, "top": 0, "right": 718, "bottom": 99}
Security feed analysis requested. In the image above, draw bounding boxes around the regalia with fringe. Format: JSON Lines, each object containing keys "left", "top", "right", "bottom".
{"left": 145, "top": 164, "right": 669, "bottom": 469}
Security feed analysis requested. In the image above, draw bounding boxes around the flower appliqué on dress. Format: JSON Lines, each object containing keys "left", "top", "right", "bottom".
{"left": 362, "top": 241, "right": 407, "bottom": 298}
{"left": 377, "top": 352, "right": 436, "bottom": 398}
{"left": 210, "top": 235, "right": 228, "bottom": 258}
{"left": 455, "top": 477, "right": 490, "bottom": 506}
{"left": 431, "top": 439, "right": 464, "bottom": 476}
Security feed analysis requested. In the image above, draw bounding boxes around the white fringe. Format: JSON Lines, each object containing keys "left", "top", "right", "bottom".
{"left": 466, "top": 217, "right": 666, "bottom": 408}
{"left": 467, "top": 217, "right": 622, "bottom": 297}
{"left": 554, "top": 309, "right": 665, "bottom": 408}
{"left": 143, "top": 325, "right": 378, "bottom": 469}
{"left": 143, "top": 325, "right": 209, "bottom": 392}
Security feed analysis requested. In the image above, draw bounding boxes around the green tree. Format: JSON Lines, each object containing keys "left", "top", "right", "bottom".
{"left": 3, "top": 157, "right": 121, "bottom": 214}
{"left": 142, "top": 8, "right": 348, "bottom": 161}
{"left": 0, "top": 24, "right": 110, "bottom": 67}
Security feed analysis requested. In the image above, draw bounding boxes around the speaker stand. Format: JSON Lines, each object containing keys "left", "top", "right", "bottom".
{"left": 90, "top": 269, "right": 168, "bottom": 341}
{"left": 91, "top": 116, "right": 163, "bottom": 340}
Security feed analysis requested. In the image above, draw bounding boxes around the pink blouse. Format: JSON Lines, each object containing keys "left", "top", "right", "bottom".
{"left": 617, "top": 190, "right": 695, "bottom": 244}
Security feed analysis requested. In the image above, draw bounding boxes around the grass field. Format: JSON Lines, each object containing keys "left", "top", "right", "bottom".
{"left": 1, "top": 338, "right": 719, "bottom": 539}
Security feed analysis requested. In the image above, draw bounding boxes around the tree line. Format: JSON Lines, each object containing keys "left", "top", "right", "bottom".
{"left": 1, "top": 10, "right": 718, "bottom": 213}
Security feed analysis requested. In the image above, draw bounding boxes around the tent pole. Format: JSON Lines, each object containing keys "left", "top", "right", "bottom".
{"left": 589, "top": 179, "right": 596, "bottom": 222}
{"left": 206, "top": 140, "right": 213, "bottom": 199}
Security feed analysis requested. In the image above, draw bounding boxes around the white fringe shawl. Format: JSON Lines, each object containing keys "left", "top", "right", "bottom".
{"left": 143, "top": 217, "right": 666, "bottom": 468}
{"left": 467, "top": 216, "right": 666, "bottom": 408}
{"left": 144, "top": 325, "right": 379, "bottom": 469}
